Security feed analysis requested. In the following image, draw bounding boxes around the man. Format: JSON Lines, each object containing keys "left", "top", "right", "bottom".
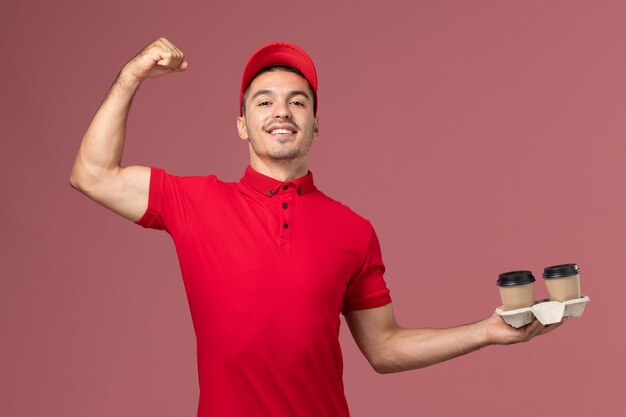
{"left": 70, "top": 38, "right": 563, "bottom": 417}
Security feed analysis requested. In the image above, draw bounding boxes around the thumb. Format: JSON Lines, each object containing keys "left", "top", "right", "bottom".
{"left": 176, "top": 60, "right": 189, "bottom": 72}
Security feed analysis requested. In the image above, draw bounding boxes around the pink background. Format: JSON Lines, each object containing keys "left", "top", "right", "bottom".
{"left": 1, "top": 1, "right": 624, "bottom": 416}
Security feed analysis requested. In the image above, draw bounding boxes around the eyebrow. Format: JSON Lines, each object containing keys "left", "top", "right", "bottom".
{"left": 251, "top": 89, "right": 312, "bottom": 101}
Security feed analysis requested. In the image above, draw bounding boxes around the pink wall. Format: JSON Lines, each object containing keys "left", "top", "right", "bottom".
{"left": 1, "top": 1, "right": 623, "bottom": 416}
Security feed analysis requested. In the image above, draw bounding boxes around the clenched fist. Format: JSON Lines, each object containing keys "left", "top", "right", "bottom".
{"left": 120, "top": 37, "right": 188, "bottom": 83}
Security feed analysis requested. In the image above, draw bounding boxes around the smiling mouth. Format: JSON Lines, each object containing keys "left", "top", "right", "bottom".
{"left": 268, "top": 128, "right": 296, "bottom": 134}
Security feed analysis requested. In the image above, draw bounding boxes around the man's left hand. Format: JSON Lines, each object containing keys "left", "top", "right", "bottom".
{"left": 484, "top": 313, "right": 566, "bottom": 345}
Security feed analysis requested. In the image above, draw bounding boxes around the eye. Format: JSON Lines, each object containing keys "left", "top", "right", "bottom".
{"left": 290, "top": 100, "right": 305, "bottom": 107}
{"left": 258, "top": 100, "right": 271, "bottom": 107}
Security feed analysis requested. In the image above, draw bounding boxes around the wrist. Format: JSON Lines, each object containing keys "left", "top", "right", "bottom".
{"left": 471, "top": 318, "right": 495, "bottom": 348}
{"left": 114, "top": 68, "right": 143, "bottom": 95}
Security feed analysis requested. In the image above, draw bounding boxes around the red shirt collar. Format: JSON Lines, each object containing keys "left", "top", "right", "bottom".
{"left": 241, "top": 165, "right": 316, "bottom": 197}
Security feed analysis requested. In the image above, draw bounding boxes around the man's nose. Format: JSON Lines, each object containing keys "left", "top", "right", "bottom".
{"left": 273, "top": 100, "right": 292, "bottom": 118}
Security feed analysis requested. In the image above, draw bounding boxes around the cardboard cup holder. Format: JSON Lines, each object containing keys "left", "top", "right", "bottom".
{"left": 495, "top": 296, "right": 590, "bottom": 328}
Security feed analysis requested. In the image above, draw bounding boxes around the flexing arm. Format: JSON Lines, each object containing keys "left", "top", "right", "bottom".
{"left": 69, "top": 38, "right": 187, "bottom": 221}
{"left": 345, "top": 303, "right": 564, "bottom": 374}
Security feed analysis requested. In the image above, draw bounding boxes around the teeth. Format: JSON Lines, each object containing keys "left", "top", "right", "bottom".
{"left": 271, "top": 129, "right": 294, "bottom": 134}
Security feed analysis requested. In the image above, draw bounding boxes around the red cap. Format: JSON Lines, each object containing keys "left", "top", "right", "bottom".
{"left": 240, "top": 42, "right": 318, "bottom": 116}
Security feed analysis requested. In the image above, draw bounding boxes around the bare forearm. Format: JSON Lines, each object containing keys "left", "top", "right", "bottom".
{"left": 68, "top": 38, "right": 187, "bottom": 220}
{"left": 70, "top": 71, "right": 141, "bottom": 188}
{"left": 348, "top": 303, "right": 565, "bottom": 375}
{"left": 375, "top": 313, "right": 564, "bottom": 374}
{"left": 378, "top": 320, "right": 489, "bottom": 373}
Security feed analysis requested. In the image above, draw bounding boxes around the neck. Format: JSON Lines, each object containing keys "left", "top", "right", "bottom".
{"left": 249, "top": 156, "right": 309, "bottom": 182}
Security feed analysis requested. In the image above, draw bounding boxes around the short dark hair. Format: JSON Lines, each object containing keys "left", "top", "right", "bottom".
{"left": 241, "top": 65, "right": 316, "bottom": 116}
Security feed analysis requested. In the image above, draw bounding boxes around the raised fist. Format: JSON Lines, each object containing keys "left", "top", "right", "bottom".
{"left": 121, "top": 37, "right": 188, "bottom": 81}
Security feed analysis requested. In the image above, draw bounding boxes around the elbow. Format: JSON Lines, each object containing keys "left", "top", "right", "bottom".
{"left": 369, "top": 347, "right": 405, "bottom": 374}
{"left": 69, "top": 166, "right": 86, "bottom": 192}
{"left": 372, "top": 362, "right": 395, "bottom": 374}
{"left": 369, "top": 342, "right": 426, "bottom": 374}
{"left": 371, "top": 358, "right": 404, "bottom": 374}
{"left": 366, "top": 330, "right": 407, "bottom": 374}
{"left": 69, "top": 167, "right": 98, "bottom": 196}
{"left": 69, "top": 171, "right": 81, "bottom": 191}
{"left": 69, "top": 158, "right": 102, "bottom": 194}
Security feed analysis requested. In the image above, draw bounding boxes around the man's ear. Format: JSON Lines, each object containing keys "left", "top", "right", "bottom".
{"left": 237, "top": 116, "right": 249, "bottom": 140}
{"left": 313, "top": 117, "right": 320, "bottom": 138}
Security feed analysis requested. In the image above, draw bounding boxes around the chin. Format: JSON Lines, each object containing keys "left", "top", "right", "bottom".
{"left": 268, "top": 152, "right": 301, "bottom": 161}
{"left": 266, "top": 146, "right": 304, "bottom": 160}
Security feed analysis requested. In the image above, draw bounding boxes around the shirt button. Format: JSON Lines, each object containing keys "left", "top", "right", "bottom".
{"left": 283, "top": 223, "right": 289, "bottom": 229}
{"left": 282, "top": 203, "right": 288, "bottom": 209}
{"left": 297, "top": 189, "right": 301, "bottom": 195}
{"left": 268, "top": 190, "right": 274, "bottom": 196}
{"left": 282, "top": 185, "right": 289, "bottom": 190}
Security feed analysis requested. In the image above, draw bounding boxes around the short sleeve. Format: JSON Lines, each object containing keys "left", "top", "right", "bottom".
{"left": 135, "top": 167, "right": 189, "bottom": 233}
{"left": 342, "top": 224, "right": 392, "bottom": 314}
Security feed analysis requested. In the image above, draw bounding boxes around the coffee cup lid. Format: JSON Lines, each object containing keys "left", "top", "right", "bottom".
{"left": 497, "top": 270, "right": 536, "bottom": 287}
{"left": 543, "top": 263, "right": 580, "bottom": 279}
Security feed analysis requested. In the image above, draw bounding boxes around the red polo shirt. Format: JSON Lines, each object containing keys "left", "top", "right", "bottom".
{"left": 137, "top": 166, "right": 392, "bottom": 417}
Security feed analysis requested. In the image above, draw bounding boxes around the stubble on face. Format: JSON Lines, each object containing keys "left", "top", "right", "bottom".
{"left": 239, "top": 70, "right": 318, "bottom": 164}
{"left": 246, "top": 118, "right": 311, "bottom": 161}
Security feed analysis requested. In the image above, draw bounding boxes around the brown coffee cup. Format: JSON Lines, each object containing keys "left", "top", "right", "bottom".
{"left": 497, "top": 270, "right": 536, "bottom": 311}
{"left": 543, "top": 264, "right": 581, "bottom": 302}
